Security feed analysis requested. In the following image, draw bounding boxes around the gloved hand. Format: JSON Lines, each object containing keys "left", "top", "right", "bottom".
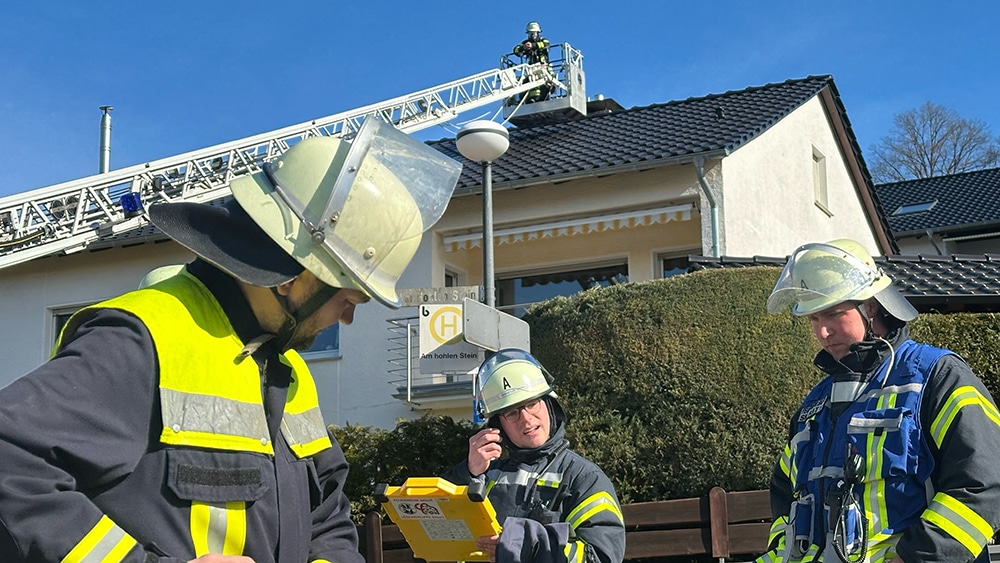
{"left": 495, "top": 517, "right": 569, "bottom": 563}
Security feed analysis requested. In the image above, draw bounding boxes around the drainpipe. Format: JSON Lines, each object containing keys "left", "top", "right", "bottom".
{"left": 694, "top": 155, "right": 720, "bottom": 257}
{"left": 99, "top": 106, "right": 113, "bottom": 173}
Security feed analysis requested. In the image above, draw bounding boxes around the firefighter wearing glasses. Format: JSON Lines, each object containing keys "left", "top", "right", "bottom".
{"left": 0, "top": 120, "right": 462, "bottom": 563}
{"left": 445, "top": 349, "right": 625, "bottom": 563}
{"left": 757, "top": 239, "right": 1000, "bottom": 563}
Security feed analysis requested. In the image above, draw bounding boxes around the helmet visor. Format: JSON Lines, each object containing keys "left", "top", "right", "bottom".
{"left": 766, "top": 242, "right": 879, "bottom": 315}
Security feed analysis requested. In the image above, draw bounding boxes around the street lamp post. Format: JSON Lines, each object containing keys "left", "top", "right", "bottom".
{"left": 456, "top": 120, "right": 510, "bottom": 308}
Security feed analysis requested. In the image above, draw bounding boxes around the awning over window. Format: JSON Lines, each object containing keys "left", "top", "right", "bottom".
{"left": 443, "top": 203, "right": 694, "bottom": 252}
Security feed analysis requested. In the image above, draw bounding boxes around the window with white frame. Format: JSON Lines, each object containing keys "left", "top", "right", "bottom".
{"left": 813, "top": 147, "right": 830, "bottom": 215}
{"left": 661, "top": 254, "right": 691, "bottom": 278}
{"left": 496, "top": 263, "right": 629, "bottom": 318}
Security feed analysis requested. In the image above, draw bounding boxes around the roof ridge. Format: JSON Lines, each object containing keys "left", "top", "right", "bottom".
{"left": 876, "top": 165, "right": 1000, "bottom": 189}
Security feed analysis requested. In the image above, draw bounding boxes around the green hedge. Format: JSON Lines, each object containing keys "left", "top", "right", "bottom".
{"left": 333, "top": 266, "right": 1000, "bottom": 521}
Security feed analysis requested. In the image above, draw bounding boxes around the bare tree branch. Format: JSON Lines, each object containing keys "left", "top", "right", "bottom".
{"left": 867, "top": 102, "right": 1000, "bottom": 183}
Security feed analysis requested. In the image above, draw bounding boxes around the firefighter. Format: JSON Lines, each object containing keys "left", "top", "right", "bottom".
{"left": 445, "top": 349, "right": 626, "bottom": 563}
{"left": 0, "top": 120, "right": 461, "bottom": 562}
{"left": 758, "top": 239, "right": 1000, "bottom": 563}
{"left": 513, "top": 21, "right": 550, "bottom": 66}
{"left": 512, "top": 21, "right": 552, "bottom": 103}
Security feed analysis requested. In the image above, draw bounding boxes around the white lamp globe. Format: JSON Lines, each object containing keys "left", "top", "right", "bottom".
{"left": 456, "top": 120, "right": 510, "bottom": 162}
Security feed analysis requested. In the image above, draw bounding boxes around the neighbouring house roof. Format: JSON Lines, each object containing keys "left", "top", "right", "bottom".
{"left": 689, "top": 254, "right": 1000, "bottom": 313}
{"left": 875, "top": 167, "right": 1000, "bottom": 236}
{"left": 430, "top": 75, "right": 895, "bottom": 252}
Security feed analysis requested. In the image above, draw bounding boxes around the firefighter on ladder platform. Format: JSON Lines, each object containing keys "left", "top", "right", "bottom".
{"left": 512, "top": 21, "right": 552, "bottom": 104}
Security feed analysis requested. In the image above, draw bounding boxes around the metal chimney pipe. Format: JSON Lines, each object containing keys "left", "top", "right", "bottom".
{"left": 99, "top": 106, "right": 113, "bottom": 173}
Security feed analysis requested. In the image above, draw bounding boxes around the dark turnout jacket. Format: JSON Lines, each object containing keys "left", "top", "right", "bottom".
{"left": 762, "top": 326, "right": 1000, "bottom": 563}
{"left": 446, "top": 409, "right": 626, "bottom": 563}
{"left": 0, "top": 260, "right": 363, "bottom": 563}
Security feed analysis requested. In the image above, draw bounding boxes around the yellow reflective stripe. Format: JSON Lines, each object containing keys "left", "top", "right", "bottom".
{"left": 778, "top": 444, "right": 792, "bottom": 478}
{"left": 768, "top": 516, "right": 787, "bottom": 544}
{"left": 61, "top": 514, "right": 137, "bottom": 563}
{"left": 162, "top": 427, "right": 272, "bottom": 455}
{"left": 865, "top": 393, "right": 894, "bottom": 539}
{"left": 312, "top": 560, "right": 334, "bottom": 563}
{"left": 924, "top": 492, "right": 992, "bottom": 555}
{"left": 191, "top": 501, "right": 247, "bottom": 556}
{"left": 930, "top": 386, "right": 1000, "bottom": 448}
{"left": 566, "top": 491, "right": 623, "bottom": 529}
{"left": 280, "top": 353, "right": 333, "bottom": 458}
{"left": 282, "top": 407, "right": 332, "bottom": 457}
{"left": 563, "top": 539, "right": 584, "bottom": 563}
{"left": 754, "top": 548, "right": 782, "bottom": 563}
{"left": 536, "top": 478, "right": 561, "bottom": 488}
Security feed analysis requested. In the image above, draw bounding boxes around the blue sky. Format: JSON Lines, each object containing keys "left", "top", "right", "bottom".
{"left": 1, "top": 1, "right": 997, "bottom": 198}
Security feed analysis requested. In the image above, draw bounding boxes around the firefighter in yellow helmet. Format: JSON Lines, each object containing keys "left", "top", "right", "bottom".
{"left": 444, "top": 349, "right": 625, "bottom": 563}
{"left": 0, "top": 119, "right": 462, "bottom": 562}
{"left": 756, "top": 239, "right": 1000, "bottom": 563}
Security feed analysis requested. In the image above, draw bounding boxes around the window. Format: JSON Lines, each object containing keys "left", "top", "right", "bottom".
{"left": 445, "top": 270, "right": 460, "bottom": 288}
{"left": 497, "top": 263, "right": 629, "bottom": 317}
{"left": 661, "top": 255, "right": 690, "bottom": 278}
{"left": 813, "top": 147, "right": 830, "bottom": 215}
{"left": 892, "top": 201, "right": 937, "bottom": 215}
{"left": 50, "top": 305, "right": 94, "bottom": 347}
{"left": 52, "top": 310, "right": 77, "bottom": 346}
{"left": 301, "top": 325, "right": 341, "bottom": 359}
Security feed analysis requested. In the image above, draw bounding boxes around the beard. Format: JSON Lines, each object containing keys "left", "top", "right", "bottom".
{"left": 285, "top": 325, "right": 320, "bottom": 351}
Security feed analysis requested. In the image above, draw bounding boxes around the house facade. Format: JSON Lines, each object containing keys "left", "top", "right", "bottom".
{"left": 0, "top": 75, "right": 892, "bottom": 429}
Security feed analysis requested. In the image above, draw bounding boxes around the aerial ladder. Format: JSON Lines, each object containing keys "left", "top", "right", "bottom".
{"left": 0, "top": 44, "right": 586, "bottom": 271}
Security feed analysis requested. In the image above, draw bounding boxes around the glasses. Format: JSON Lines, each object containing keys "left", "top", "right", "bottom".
{"left": 499, "top": 399, "right": 544, "bottom": 423}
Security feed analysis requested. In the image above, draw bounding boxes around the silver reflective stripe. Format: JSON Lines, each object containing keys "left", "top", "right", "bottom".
{"left": 281, "top": 406, "right": 328, "bottom": 447}
{"left": 566, "top": 540, "right": 582, "bottom": 563}
{"left": 789, "top": 427, "right": 811, "bottom": 452}
{"left": 808, "top": 465, "right": 844, "bottom": 481}
{"left": 860, "top": 382, "right": 923, "bottom": 401}
{"left": 493, "top": 468, "right": 564, "bottom": 488}
{"left": 207, "top": 503, "right": 229, "bottom": 555}
{"left": 847, "top": 414, "right": 904, "bottom": 432}
{"left": 68, "top": 517, "right": 135, "bottom": 563}
{"left": 161, "top": 388, "right": 269, "bottom": 443}
{"left": 831, "top": 381, "right": 864, "bottom": 403}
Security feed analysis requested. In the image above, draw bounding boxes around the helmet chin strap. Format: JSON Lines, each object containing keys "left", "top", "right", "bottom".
{"left": 268, "top": 284, "right": 342, "bottom": 351}
{"left": 854, "top": 301, "right": 895, "bottom": 393}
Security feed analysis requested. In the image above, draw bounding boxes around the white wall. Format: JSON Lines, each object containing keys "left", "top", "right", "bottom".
{"left": 719, "top": 96, "right": 880, "bottom": 258}
{"left": 0, "top": 238, "right": 429, "bottom": 430}
{"left": 0, "top": 242, "right": 194, "bottom": 375}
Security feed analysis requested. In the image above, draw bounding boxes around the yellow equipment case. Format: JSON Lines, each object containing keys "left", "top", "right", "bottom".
{"left": 375, "top": 477, "right": 501, "bottom": 562}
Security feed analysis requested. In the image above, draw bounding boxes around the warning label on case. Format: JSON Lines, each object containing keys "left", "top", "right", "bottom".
{"left": 391, "top": 498, "right": 446, "bottom": 519}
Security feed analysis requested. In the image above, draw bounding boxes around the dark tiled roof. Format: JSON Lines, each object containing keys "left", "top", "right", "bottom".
{"left": 875, "top": 167, "right": 1000, "bottom": 235}
{"left": 431, "top": 76, "right": 836, "bottom": 192}
{"left": 689, "top": 254, "right": 1000, "bottom": 312}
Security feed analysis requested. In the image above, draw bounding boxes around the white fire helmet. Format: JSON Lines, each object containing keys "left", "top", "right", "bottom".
{"left": 766, "top": 238, "right": 917, "bottom": 321}
{"left": 230, "top": 119, "right": 462, "bottom": 308}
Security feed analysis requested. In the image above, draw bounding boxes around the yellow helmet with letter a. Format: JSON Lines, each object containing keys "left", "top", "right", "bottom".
{"left": 766, "top": 238, "right": 917, "bottom": 321}
{"left": 475, "top": 349, "right": 556, "bottom": 420}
